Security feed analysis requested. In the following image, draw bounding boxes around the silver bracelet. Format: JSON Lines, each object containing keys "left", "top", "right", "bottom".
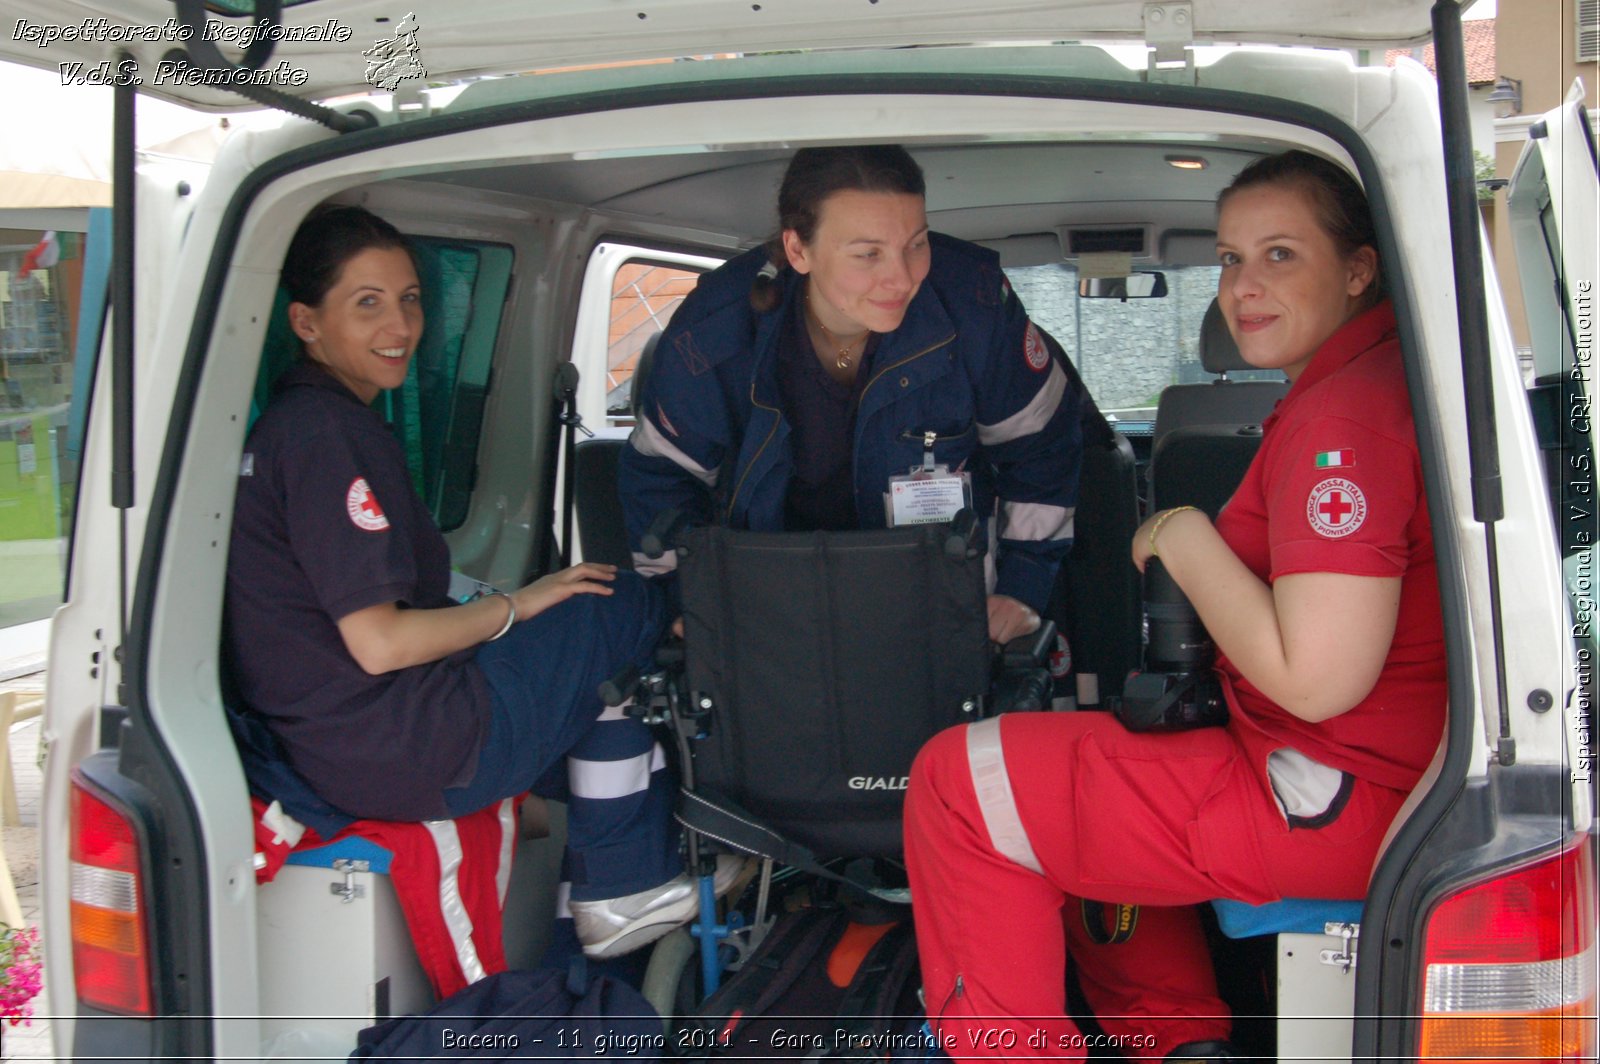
{"left": 485, "top": 591, "right": 517, "bottom": 642}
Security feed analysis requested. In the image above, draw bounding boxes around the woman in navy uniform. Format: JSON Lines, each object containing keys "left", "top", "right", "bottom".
{"left": 618, "top": 145, "right": 1082, "bottom": 643}
{"left": 225, "top": 206, "right": 740, "bottom": 959}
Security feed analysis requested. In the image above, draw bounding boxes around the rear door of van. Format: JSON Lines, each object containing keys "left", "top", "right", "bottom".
{"left": 1509, "top": 82, "right": 1599, "bottom": 801}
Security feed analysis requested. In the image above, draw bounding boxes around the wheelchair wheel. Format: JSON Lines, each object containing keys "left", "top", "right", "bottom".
{"left": 642, "top": 928, "right": 698, "bottom": 1035}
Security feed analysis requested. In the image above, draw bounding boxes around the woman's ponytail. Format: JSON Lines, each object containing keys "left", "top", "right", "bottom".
{"left": 748, "top": 239, "right": 785, "bottom": 313}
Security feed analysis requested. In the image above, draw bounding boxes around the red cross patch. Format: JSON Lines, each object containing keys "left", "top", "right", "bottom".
{"left": 1024, "top": 321, "right": 1050, "bottom": 372}
{"left": 346, "top": 477, "right": 390, "bottom": 532}
{"left": 1306, "top": 477, "right": 1367, "bottom": 538}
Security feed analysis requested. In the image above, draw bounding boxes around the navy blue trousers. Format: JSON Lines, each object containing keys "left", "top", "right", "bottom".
{"left": 444, "top": 572, "right": 678, "bottom": 901}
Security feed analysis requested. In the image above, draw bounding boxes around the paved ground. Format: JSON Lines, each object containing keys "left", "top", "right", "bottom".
{"left": 0, "top": 670, "right": 50, "bottom": 1060}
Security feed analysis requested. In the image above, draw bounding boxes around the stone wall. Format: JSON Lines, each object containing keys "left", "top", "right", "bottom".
{"left": 1005, "top": 264, "right": 1221, "bottom": 413}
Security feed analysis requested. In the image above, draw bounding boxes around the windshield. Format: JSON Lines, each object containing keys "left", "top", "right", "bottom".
{"left": 1005, "top": 263, "right": 1282, "bottom": 421}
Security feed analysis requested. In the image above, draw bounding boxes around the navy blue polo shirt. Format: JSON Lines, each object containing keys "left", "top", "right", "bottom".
{"left": 776, "top": 299, "right": 879, "bottom": 532}
{"left": 225, "top": 362, "right": 489, "bottom": 821}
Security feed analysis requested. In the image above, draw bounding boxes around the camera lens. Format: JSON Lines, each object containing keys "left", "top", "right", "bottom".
{"left": 1143, "top": 559, "right": 1214, "bottom": 673}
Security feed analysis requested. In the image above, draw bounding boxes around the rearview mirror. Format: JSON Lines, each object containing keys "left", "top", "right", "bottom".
{"left": 1078, "top": 273, "right": 1169, "bottom": 300}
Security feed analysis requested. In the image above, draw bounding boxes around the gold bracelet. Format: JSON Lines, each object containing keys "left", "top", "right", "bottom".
{"left": 1148, "top": 505, "right": 1199, "bottom": 559}
{"left": 485, "top": 591, "right": 517, "bottom": 642}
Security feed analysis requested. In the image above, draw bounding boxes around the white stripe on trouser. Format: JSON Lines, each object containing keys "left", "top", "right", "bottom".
{"left": 555, "top": 880, "right": 572, "bottom": 919}
{"left": 423, "top": 818, "right": 487, "bottom": 984}
{"left": 568, "top": 744, "right": 666, "bottom": 799}
{"left": 495, "top": 798, "right": 516, "bottom": 906}
{"left": 965, "top": 718, "right": 1043, "bottom": 875}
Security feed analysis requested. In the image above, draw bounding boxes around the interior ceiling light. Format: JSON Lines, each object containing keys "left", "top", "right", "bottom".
{"left": 1165, "top": 155, "right": 1207, "bottom": 170}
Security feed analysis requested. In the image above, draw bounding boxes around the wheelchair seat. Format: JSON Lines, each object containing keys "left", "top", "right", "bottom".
{"left": 672, "top": 521, "right": 993, "bottom": 859}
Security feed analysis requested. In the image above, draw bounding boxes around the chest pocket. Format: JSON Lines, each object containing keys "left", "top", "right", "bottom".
{"left": 898, "top": 423, "right": 977, "bottom": 465}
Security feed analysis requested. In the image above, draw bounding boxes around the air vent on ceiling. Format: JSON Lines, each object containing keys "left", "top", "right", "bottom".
{"left": 1060, "top": 225, "right": 1151, "bottom": 258}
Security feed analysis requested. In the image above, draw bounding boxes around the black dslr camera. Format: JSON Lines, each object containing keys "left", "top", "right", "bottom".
{"left": 1111, "top": 559, "right": 1228, "bottom": 732}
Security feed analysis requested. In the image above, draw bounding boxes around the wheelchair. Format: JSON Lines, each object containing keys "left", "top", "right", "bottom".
{"left": 602, "top": 509, "right": 1056, "bottom": 1004}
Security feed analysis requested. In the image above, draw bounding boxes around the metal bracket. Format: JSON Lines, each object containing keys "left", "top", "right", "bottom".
{"left": 1143, "top": 1, "right": 1195, "bottom": 77}
{"left": 1319, "top": 920, "right": 1360, "bottom": 972}
{"left": 330, "top": 858, "right": 370, "bottom": 904}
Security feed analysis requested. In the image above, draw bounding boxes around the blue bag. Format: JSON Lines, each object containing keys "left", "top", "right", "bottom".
{"left": 350, "top": 961, "right": 662, "bottom": 1060}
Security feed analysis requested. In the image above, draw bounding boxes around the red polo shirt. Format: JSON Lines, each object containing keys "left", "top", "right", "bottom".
{"left": 1214, "top": 301, "right": 1446, "bottom": 791}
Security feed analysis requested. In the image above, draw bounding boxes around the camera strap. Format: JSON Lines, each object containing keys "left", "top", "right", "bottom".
{"left": 1080, "top": 900, "right": 1139, "bottom": 945}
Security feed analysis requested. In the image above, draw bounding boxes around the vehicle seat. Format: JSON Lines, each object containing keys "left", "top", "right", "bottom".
{"left": 1152, "top": 299, "right": 1287, "bottom": 451}
{"left": 572, "top": 331, "right": 663, "bottom": 568}
{"left": 1053, "top": 387, "right": 1141, "bottom": 706}
{"left": 1148, "top": 424, "right": 1264, "bottom": 518}
{"left": 1147, "top": 299, "right": 1284, "bottom": 518}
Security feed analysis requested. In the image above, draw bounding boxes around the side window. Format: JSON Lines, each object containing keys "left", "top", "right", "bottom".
{"left": 572, "top": 243, "right": 722, "bottom": 437}
{"left": 253, "top": 236, "right": 513, "bottom": 533}
{"left": 0, "top": 216, "right": 104, "bottom": 628}
{"left": 605, "top": 261, "right": 704, "bottom": 427}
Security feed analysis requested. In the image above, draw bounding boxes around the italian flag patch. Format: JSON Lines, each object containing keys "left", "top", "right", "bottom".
{"left": 1315, "top": 449, "right": 1354, "bottom": 469}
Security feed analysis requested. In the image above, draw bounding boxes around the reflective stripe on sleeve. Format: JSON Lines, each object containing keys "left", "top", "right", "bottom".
{"left": 1002, "top": 500, "right": 1076, "bottom": 543}
{"left": 965, "top": 717, "right": 1043, "bottom": 875}
{"left": 630, "top": 419, "right": 718, "bottom": 486}
{"left": 977, "top": 361, "right": 1066, "bottom": 446}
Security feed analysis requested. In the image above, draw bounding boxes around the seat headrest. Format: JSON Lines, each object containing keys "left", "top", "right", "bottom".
{"left": 632, "top": 331, "right": 664, "bottom": 418}
{"left": 1199, "top": 298, "right": 1251, "bottom": 375}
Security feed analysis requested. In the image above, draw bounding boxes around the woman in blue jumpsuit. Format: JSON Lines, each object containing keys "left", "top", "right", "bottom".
{"left": 225, "top": 205, "right": 740, "bottom": 959}
{"left": 618, "top": 145, "right": 1083, "bottom": 642}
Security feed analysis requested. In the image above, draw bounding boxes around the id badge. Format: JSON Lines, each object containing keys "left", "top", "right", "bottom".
{"left": 885, "top": 433, "right": 973, "bottom": 527}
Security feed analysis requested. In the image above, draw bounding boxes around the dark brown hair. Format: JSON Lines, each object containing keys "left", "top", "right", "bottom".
{"left": 282, "top": 205, "right": 415, "bottom": 308}
{"left": 1217, "top": 150, "right": 1383, "bottom": 307}
{"left": 750, "top": 145, "right": 926, "bottom": 312}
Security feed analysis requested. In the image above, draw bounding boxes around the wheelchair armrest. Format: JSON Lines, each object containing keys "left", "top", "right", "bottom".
{"left": 642, "top": 508, "right": 690, "bottom": 559}
{"left": 989, "top": 620, "right": 1058, "bottom": 714}
{"left": 1000, "top": 619, "right": 1057, "bottom": 670}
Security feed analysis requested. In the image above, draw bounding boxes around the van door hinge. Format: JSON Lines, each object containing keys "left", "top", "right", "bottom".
{"left": 330, "top": 858, "right": 370, "bottom": 903}
{"left": 1319, "top": 921, "right": 1359, "bottom": 972}
{"left": 1143, "top": 1, "right": 1196, "bottom": 83}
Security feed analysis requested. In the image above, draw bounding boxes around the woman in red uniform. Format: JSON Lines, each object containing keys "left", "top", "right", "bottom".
{"left": 904, "top": 150, "right": 1445, "bottom": 1062}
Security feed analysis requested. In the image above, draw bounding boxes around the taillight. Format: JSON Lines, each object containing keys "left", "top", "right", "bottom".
{"left": 69, "top": 771, "right": 153, "bottom": 1015}
{"left": 1418, "top": 836, "right": 1596, "bottom": 1062}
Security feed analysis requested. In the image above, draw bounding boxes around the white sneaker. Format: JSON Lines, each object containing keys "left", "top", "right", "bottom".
{"left": 570, "top": 853, "right": 754, "bottom": 959}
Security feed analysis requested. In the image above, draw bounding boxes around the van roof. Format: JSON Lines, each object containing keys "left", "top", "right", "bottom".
{"left": 1, "top": 0, "right": 1463, "bottom": 110}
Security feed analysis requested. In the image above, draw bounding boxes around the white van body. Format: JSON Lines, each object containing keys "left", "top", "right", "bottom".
{"left": 2, "top": 1, "right": 1593, "bottom": 1059}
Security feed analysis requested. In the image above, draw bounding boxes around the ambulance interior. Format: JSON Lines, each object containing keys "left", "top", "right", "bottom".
{"left": 235, "top": 123, "right": 1354, "bottom": 1055}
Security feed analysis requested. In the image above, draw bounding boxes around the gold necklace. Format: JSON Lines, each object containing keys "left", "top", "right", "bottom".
{"left": 807, "top": 298, "right": 868, "bottom": 371}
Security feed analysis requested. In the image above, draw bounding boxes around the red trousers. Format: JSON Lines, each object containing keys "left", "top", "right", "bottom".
{"left": 903, "top": 712, "right": 1408, "bottom": 1061}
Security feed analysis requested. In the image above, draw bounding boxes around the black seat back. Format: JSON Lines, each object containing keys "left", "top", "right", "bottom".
{"left": 574, "top": 439, "right": 631, "bottom": 567}
{"left": 1054, "top": 422, "right": 1141, "bottom": 705}
{"left": 1149, "top": 424, "right": 1265, "bottom": 517}
{"left": 677, "top": 524, "right": 990, "bottom": 858}
{"left": 572, "top": 332, "right": 666, "bottom": 569}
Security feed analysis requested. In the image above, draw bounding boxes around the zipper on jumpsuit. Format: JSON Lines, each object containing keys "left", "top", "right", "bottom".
{"left": 851, "top": 333, "right": 957, "bottom": 512}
